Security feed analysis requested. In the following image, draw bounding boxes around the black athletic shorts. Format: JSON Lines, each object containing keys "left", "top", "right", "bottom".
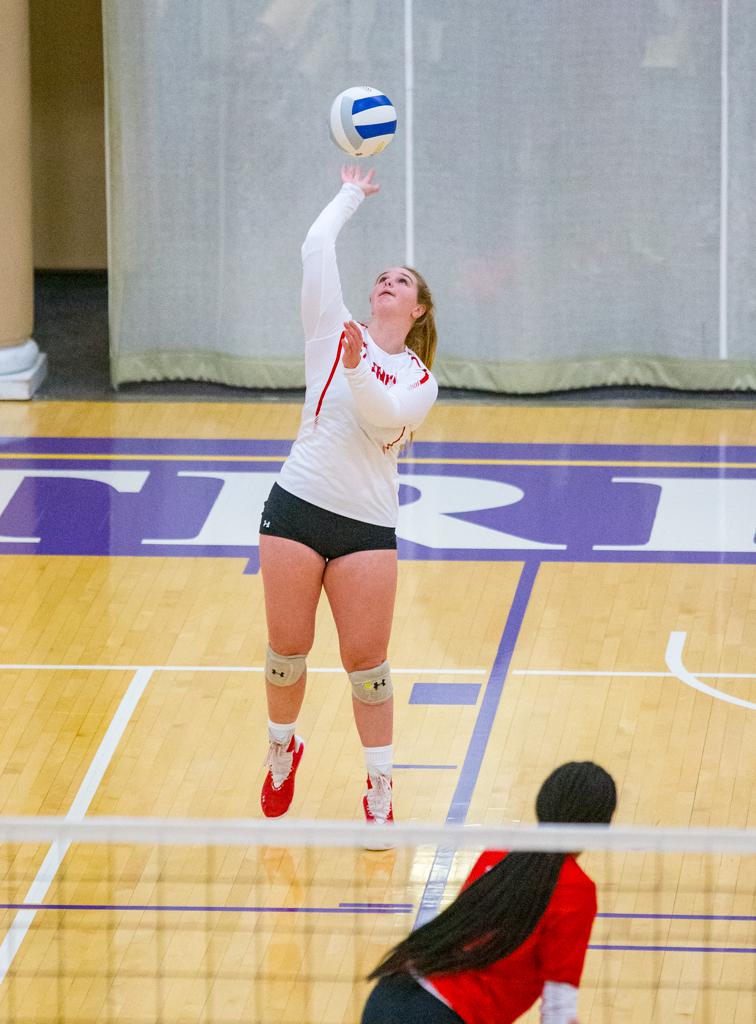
{"left": 259, "top": 483, "right": 397, "bottom": 561}
{"left": 361, "top": 975, "right": 464, "bottom": 1024}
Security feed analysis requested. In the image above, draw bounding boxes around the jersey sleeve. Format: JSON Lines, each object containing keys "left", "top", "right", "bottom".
{"left": 300, "top": 183, "right": 364, "bottom": 343}
{"left": 537, "top": 877, "right": 597, "bottom": 987}
{"left": 540, "top": 982, "right": 579, "bottom": 1023}
{"left": 342, "top": 356, "right": 438, "bottom": 431}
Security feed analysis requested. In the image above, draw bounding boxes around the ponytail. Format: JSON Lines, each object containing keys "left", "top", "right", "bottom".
{"left": 368, "top": 762, "right": 617, "bottom": 981}
{"left": 403, "top": 267, "right": 437, "bottom": 370}
{"left": 369, "top": 851, "right": 564, "bottom": 979}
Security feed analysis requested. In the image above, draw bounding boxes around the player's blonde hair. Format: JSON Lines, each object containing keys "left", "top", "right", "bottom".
{"left": 403, "top": 267, "right": 437, "bottom": 371}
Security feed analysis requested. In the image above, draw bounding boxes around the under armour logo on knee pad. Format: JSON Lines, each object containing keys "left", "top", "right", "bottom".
{"left": 265, "top": 647, "right": 307, "bottom": 687}
{"left": 351, "top": 662, "right": 393, "bottom": 705}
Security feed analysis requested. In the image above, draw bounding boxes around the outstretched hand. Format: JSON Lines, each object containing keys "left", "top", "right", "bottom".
{"left": 341, "top": 164, "right": 380, "bottom": 197}
{"left": 341, "top": 320, "right": 365, "bottom": 369}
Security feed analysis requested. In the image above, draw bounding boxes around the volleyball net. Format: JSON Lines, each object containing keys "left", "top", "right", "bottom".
{"left": 0, "top": 817, "right": 752, "bottom": 1023}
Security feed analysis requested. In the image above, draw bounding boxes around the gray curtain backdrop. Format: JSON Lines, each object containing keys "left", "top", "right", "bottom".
{"left": 104, "top": 1, "right": 756, "bottom": 393}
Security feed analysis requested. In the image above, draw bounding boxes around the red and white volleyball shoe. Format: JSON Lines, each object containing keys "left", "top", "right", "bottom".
{"left": 260, "top": 735, "right": 304, "bottom": 818}
{"left": 363, "top": 773, "right": 394, "bottom": 849}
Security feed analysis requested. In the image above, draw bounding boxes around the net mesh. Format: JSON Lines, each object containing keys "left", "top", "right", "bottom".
{"left": 0, "top": 818, "right": 753, "bottom": 1023}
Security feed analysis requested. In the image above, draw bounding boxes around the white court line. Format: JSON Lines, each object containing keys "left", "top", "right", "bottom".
{"left": 513, "top": 670, "right": 756, "bottom": 680}
{"left": 0, "top": 664, "right": 486, "bottom": 675}
{"left": 0, "top": 667, "right": 154, "bottom": 984}
{"left": 513, "top": 633, "right": 755, "bottom": 711}
{"left": 666, "top": 632, "right": 755, "bottom": 711}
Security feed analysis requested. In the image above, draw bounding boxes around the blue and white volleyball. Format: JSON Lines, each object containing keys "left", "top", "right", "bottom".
{"left": 329, "top": 86, "right": 397, "bottom": 157}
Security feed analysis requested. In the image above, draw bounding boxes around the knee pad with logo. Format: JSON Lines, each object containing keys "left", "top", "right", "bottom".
{"left": 265, "top": 645, "right": 307, "bottom": 687}
{"left": 349, "top": 661, "right": 393, "bottom": 705}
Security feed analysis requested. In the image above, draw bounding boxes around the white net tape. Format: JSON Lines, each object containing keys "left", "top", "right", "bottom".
{"left": 0, "top": 816, "right": 752, "bottom": 854}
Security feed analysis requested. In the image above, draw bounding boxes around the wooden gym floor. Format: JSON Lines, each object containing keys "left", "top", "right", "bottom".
{"left": 0, "top": 399, "right": 753, "bottom": 1022}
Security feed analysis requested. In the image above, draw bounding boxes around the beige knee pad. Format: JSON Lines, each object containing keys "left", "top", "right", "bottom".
{"left": 265, "top": 645, "right": 307, "bottom": 687}
{"left": 349, "top": 661, "right": 393, "bottom": 705}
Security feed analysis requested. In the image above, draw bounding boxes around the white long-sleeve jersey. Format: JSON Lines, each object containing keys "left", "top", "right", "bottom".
{"left": 278, "top": 183, "right": 438, "bottom": 528}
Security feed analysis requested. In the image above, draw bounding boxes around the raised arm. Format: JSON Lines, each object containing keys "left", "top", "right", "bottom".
{"left": 300, "top": 167, "right": 380, "bottom": 342}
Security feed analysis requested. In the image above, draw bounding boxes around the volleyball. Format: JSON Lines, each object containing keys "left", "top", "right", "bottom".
{"left": 329, "top": 86, "right": 397, "bottom": 157}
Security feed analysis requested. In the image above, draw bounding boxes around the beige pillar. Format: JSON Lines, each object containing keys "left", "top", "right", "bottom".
{"left": 0, "top": 0, "right": 44, "bottom": 396}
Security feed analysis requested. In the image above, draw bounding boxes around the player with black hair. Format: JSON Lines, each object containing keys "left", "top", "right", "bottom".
{"left": 362, "top": 761, "right": 617, "bottom": 1023}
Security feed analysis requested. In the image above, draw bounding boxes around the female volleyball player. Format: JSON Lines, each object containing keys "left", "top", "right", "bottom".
{"left": 258, "top": 164, "right": 438, "bottom": 836}
{"left": 361, "top": 761, "right": 618, "bottom": 1023}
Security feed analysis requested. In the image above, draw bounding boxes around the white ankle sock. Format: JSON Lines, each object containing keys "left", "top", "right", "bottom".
{"left": 364, "top": 744, "right": 393, "bottom": 779}
{"left": 268, "top": 719, "right": 296, "bottom": 747}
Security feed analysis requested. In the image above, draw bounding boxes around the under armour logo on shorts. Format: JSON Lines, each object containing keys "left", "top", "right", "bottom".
{"left": 263, "top": 520, "right": 271, "bottom": 528}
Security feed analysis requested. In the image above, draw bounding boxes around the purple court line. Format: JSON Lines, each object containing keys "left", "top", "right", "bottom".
{"left": 414, "top": 561, "right": 540, "bottom": 928}
{"left": 0, "top": 438, "right": 292, "bottom": 458}
{"left": 598, "top": 912, "right": 756, "bottom": 922}
{"left": 0, "top": 903, "right": 412, "bottom": 915}
{"left": 408, "top": 441, "right": 756, "bottom": 464}
{"left": 2, "top": 903, "right": 749, "bottom": 948}
{"left": 339, "top": 902, "right": 414, "bottom": 909}
{"left": 589, "top": 944, "right": 755, "bottom": 954}
{"left": 393, "top": 763, "right": 457, "bottom": 770}
{"left": 2, "top": 437, "right": 755, "bottom": 463}
{"left": 409, "top": 682, "right": 481, "bottom": 706}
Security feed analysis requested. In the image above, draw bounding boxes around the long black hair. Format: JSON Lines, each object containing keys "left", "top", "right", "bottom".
{"left": 368, "top": 762, "right": 617, "bottom": 980}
